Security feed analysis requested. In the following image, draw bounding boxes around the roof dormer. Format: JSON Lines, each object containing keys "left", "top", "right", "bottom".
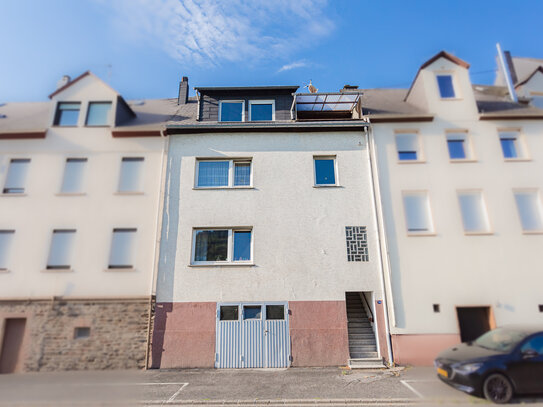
{"left": 48, "top": 71, "right": 135, "bottom": 128}
{"left": 405, "top": 51, "right": 478, "bottom": 119}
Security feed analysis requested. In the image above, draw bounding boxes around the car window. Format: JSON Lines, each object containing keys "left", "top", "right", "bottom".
{"left": 475, "top": 328, "right": 531, "bottom": 352}
{"left": 520, "top": 335, "right": 543, "bottom": 354}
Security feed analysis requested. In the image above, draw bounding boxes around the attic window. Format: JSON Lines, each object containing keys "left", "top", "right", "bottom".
{"left": 436, "top": 75, "right": 455, "bottom": 98}
{"left": 54, "top": 102, "right": 81, "bottom": 126}
{"left": 86, "top": 102, "right": 112, "bottom": 126}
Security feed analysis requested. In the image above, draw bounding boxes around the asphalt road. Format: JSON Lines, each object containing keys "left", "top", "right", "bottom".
{"left": 0, "top": 366, "right": 542, "bottom": 406}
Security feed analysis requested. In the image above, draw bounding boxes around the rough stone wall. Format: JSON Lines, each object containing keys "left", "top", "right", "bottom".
{"left": 0, "top": 299, "right": 151, "bottom": 372}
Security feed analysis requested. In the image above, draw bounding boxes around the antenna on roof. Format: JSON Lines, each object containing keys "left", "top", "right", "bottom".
{"left": 303, "top": 80, "right": 318, "bottom": 93}
{"left": 496, "top": 43, "right": 518, "bottom": 103}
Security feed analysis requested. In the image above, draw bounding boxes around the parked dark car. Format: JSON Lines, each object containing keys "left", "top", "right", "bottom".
{"left": 434, "top": 325, "right": 543, "bottom": 403}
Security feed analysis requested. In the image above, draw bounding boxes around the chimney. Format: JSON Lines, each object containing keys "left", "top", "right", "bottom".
{"left": 341, "top": 84, "right": 359, "bottom": 93}
{"left": 56, "top": 75, "right": 71, "bottom": 90}
{"left": 178, "top": 76, "right": 189, "bottom": 105}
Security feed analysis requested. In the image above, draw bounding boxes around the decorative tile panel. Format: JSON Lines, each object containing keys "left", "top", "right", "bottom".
{"left": 345, "top": 226, "right": 369, "bottom": 262}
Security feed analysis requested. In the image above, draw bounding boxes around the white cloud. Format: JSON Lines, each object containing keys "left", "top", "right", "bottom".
{"left": 101, "top": 0, "right": 334, "bottom": 66}
{"left": 278, "top": 61, "right": 309, "bottom": 73}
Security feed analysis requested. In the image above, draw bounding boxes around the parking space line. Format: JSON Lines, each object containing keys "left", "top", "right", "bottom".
{"left": 166, "top": 383, "right": 189, "bottom": 403}
{"left": 400, "top": 380, "right": 425, "bottom": 399}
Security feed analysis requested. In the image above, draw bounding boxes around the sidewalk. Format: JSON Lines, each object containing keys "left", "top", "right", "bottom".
{"left": 0, "top": 366, "right": 541, "bottom": 406}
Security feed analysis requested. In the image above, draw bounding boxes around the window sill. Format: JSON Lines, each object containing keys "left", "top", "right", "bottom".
{"left": 397, "top": 160, "right": 426, "bottom": 164}
{"left": 193, "top": 186, "right": 254, "bottom": 190}
{"left": 313, "top": 185, "right": 341, "bottom": 188}
{"left": 55, "top": 192, "right": 86, "bottom": 196}
{"left": 464, "top": 231, "right": 494, "bottom": 236}
{"left": 105, "top": 267, "right": 136, "bottom": 272}
{"left": 522, "top": 230, "right": 543, "bottom": 235}
{"left": 189, "top": 263, "right": 255, "bottom": 267}
{"left": 504, "top": 158, "right": 531, "bottom": 162}
{"left": 42, "top": 268, "right": 73, "bottom": 273}
{"left": 439, "top": 97, "right": 463, "bottom": 101}
{"left": 114, "top": 191, "right": 145, "bottom": 196}
{"left": 406, "top": 231, "right": 437, "bottom": 237}
{"left": 449, "top": 159, "right": 477, "bottom": 163}
{"left": 1, "top": 193, "right": 27, "bottom": 197}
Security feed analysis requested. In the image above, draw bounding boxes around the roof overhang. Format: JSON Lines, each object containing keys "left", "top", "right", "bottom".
{"left": 479, "top": 113, "right": 543, "bottom": 121}
{"left": 194, "top": 86, "right": 299, "bottom": 92}
{"left": 0, "top": 130, "right": 47, "bottom": 139}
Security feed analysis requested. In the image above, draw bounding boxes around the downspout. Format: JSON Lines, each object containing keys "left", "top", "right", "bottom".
{"left": 196, "top": 89, "right": 201, "bottom": 121}
{"left": 145, "top": 129, "right": 170, "bottom": 369}
{"left": 365, "top": 122, "right": 394, "bottom": 365}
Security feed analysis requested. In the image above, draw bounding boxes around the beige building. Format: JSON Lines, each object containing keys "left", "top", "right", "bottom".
{"left": 0, "top": 72, "right": 176, "bottom": 372}
{"left": 356, "top": 51, "right": 543, "bottom": 365}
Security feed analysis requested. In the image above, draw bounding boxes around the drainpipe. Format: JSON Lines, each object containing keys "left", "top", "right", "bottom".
{"left": 365, "top": 122, "right": 394, "bottom": 365}
{"left": 144, "top": 130, "right": 170, "bottom": 369}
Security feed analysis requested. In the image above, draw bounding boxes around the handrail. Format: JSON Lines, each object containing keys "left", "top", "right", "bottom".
{"left": 360, "top": 292, "right": 374, "bottom": 322}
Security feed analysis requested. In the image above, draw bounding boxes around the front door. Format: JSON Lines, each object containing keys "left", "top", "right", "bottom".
{"left": 216, "top": 302, "right": 290, "bottom": 368}
{"left": 0, "top": 318, "right": 26, "bottom": 374}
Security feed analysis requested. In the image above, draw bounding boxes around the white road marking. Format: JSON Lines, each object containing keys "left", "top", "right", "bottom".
{"left": 166, "top": 382, "right": 189, "bottom": 403}
{"left": 400, "top": 380, "right": 425, "bottom": 399}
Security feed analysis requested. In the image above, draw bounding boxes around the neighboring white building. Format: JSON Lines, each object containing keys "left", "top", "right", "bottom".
{"left": 0, "top": 72, "right": 176, "bottom": 372}
{"left": 151, "top": 86, "right": 392, "bottom": 369}
{"left": 358, "top": 51, "right": 543, "bottom": 365}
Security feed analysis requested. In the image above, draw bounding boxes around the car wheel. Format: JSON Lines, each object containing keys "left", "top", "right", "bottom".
{"left": 483, "top": 373, "right": 513, "bottom": 404}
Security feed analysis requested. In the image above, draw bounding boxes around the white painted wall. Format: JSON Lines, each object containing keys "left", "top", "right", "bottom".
{"left": 374, "top": 113, "right": 543, "bottom": 333}
{"left": 157, "top": 131, "right": 384, "bottom": 303}
{"left": 0, "top": 75, "right": 165, "bottom": 297}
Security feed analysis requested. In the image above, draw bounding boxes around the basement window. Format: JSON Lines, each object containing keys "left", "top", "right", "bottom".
{"left": 74, "top": 327, "right": 90, "bottom": 339}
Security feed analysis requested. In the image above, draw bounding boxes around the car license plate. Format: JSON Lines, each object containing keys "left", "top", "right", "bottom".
{"left": 437, "top": 367, "right": 448, "bottom": 378}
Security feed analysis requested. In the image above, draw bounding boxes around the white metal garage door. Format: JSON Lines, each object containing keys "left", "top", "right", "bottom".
{"left": 215, "top": 302, "right": 290, "bottom": 368}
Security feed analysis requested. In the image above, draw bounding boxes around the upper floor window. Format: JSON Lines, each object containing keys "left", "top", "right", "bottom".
{"left": 61, "top": 158, "right": 87, "bottom": 194}
{"left": 403, "top": 191, "right": 434, "bottom": 234}
{"left": 192, "top": 228, "right": 252, "bottom": 265}
{"left": 219, "top": 101, "right": 244, "bottom": 122}
{"left": 457, "top": 191, "right": 491, "bottom": 233}
{"left": 436, "top": 75, "right": 455, "bottom": 98}
{"left": 54, "top": 102, "right": 80, "bottom": 126}
{"left": 395, "top": 133, "right": 420, "bottom": 161}
{"left": 314, "top": 156, "right": 337, "bottom": 186}
{"left": 249, "top": 100, "right": 275, "bottom": 121}
{"left": 514, "top": 190, "right": 543, "bottom": 233}
{"left": 118, "top": 157, "right": 144, "bottom": 193}
{"left": 447, "top": 132, "right": 472, "bottom": 160}
{"left": 196, "top": 159, "right": 252, "bottom": 188}
{"left": 0, "top": 230, "right": 15, "bottom": 270}
{"left": 108, "top": 228, "right": 137, "bottom": 269}
{"left": 499, "top": 130, "right": 527, "bottom": 160}
{"left": 86, "top": 102, "right": 112, "bottom": 126}
{"left": 3, "top": 158, "right": 30, "bottom": 194}
{"left": 47, "top": 229, "right": 76, "bottom": 269}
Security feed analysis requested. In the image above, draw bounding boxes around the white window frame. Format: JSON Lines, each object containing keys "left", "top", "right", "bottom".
{"left": 402, "top": 191, "right": 435, "bottom": 235}
{"left": 219, "top": 100, "right": 245, "bottom": 122}
{"left": 394, "top": 131, "right": 424, "bottom": 163}
{"left": 435, "top": 72, "right": 461, "bottom": 100}
{"left": 513, "top": 189, "right": 543, "bottom": 234}
{"left": 195, "top": 159, "right": 253, "bottom": 189}
{"left": 456, "top": 190, "right": 492, "bottom": 235}
{"left": 117, "top": 157, "right": 145, "bottom": 193}
{"left": 108, "top": 228, "right": 137, "bottom": 269}
{"left": 46, "top": 229, "right": 76, "bottom": 270}
{"left": 313, "top": 155, "right": 339, "bottom": 187}
{"left": 498, "top": 129, "right": 529, "bottom": 161}
{"left": 59, "top": 157, "right": 87, "bottom": 194}
{"left": 0, "top": 230, "right": 15, "bottom": 271}
{"left": 446, "top": 130, "right": 475, "bottom": 162}
{"left": 248, "top": 100, "right": 275, "bottom": 121}
{"left": 191, "top": 228, "right": 253, "bottom": 266}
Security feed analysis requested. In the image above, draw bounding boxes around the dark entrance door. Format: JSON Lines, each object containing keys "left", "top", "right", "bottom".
{"left": 0, "top": 318, "right": 26, "bottom": 373}
{"left": 456, "top": 307, "right": 491, "bottom": 342}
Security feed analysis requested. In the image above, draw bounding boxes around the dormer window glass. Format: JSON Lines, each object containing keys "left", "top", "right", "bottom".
{"left": 249, "top": 100, "right": 274, "bottom": 121}
{"left": 86, "top": 102, "right": 112, "bottom": 126}
{"left": 220, "top": 101, "right": 244, "bottom": 122}
{"left": 54, "top": 102, "right": 81, "bottom": 126}
{"left": 436, "top": 75, "right": 455, "bottom": 98}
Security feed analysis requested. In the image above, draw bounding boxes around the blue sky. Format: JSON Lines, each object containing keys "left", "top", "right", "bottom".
{"left": 1, "top": 0, "right": 542, "bottom": 102}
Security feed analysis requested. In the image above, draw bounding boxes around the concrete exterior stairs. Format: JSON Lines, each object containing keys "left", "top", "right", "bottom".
{"left": 345, "top": 292, "right": 385, "bottom": 369}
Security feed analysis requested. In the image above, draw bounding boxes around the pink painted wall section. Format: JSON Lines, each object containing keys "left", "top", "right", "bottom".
{"left": 374, "top": 301, "right": 389, "bottom": 363}
{"left": 151, "top": 302, "right": 216, "bottom": 369}
{"left": 391, "top": 334, "right": 461, "bottom": 366}
{"left": 289, "top": 301, "right": 349, "bottom": 367}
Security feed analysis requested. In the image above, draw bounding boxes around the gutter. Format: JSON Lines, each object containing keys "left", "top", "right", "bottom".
{"left": 365, "top": 121, "right": 395, "bottom": 366}
{"left": 166, "top": 121, "right": 369, "bottom": 134}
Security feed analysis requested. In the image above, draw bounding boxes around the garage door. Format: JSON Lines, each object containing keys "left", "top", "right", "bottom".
{"left": 216, "top": 302, "right": 290, "bottom": 368}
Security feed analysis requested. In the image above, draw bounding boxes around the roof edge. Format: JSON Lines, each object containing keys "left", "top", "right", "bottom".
{"left": 48, "top": 71, "right": 91, "bottom": 99}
